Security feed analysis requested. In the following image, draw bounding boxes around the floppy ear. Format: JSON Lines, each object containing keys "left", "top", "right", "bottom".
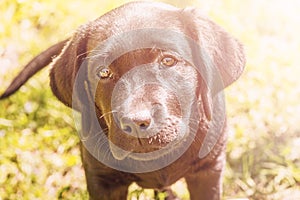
{"left": 190, "top": 9, "right": 246, "bottom": 88}
{"left": 49, "top": 28, "right": 89, "bottom": 108}
{"left": 185, "top": 9, "right": 246, "bottom": 120}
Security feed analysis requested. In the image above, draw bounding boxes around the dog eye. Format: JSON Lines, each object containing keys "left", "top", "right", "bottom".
{"left": 160, "top": 56, "right": 177, "bottom": 67}
{"left": 96, "top": 67, "right": 113, "bottom": 79}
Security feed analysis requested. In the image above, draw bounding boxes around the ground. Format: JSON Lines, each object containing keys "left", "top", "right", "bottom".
{"left": 0, "top": 0, "right": 299, "bottom": 199}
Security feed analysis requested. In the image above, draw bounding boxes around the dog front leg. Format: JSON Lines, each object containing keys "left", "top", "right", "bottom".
{"left": 85, "top": 173, "right": 129, "bottom": 200}
{"left": 185, "top": 151, "right": 225, "bottom": 200}
{"left": 80, "top": 144, "right": 130, "bottom": 200}
{"left": 185, "top": 167, "right": 223, "bottom": 200}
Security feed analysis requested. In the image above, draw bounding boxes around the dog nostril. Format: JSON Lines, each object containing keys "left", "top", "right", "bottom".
{"left": 119, "top": 116, "right": 151, "bottom": 134}
{"left": 139, "top": 123, "right": 147, "bottom": 129}
{"left": 135, "top": 120, "right": 150, "bottom": 130}
{"left": 122, "top": 125, "right": 132, "bottom": 134}
{"left": 120, "top": 117, "right": 135, "bottom": 134}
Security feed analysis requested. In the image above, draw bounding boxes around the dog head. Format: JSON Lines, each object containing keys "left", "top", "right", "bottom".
{"left": 50, "top": 2, "right": 245, "bottom": 163}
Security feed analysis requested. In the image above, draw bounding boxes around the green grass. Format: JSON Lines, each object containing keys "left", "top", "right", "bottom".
{"left": 1, "top": 0, "right": 300, "bottom": 199}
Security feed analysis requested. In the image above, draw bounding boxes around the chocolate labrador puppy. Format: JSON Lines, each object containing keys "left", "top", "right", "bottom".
{"left": 1, "top": 2, "right": 245, "bottom": 200}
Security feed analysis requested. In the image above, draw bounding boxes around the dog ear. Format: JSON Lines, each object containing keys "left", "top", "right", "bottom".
{"left": 190, "top": 9, "right": 246, "bottom": 89}
{"left": 185, "top": 9, "right": 246, "bottom": 121}
{"left": 50, "top": 28, "right": 89, "bottom": 108}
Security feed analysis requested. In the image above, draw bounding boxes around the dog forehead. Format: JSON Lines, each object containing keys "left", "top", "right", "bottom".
{"left": 105, "top": 1, "right": 180, "bottom": 26}
{"left": 84, "top": 2, "right": 184, "bottom": 44}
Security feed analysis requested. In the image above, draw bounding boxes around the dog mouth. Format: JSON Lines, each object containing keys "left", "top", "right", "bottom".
{"left": 145, "top": 118, "right": 182, "bottom": 146}
{"left": 109, "top": 117, "right": 187, "bottom": 161}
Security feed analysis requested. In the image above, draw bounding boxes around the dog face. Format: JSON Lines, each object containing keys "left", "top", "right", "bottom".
{"left": 50, "top": 2, "right": 245, "bottom": 163}
{"left": 91, "top": 48, "right": 201, "bottom": 160}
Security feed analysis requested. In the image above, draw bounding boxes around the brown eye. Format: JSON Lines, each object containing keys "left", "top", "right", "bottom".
{"left": 97, "top": 67, "right": 113, "bottom": 79}
{"left": 160, "top": 56, "right": 177, "bottom": 67}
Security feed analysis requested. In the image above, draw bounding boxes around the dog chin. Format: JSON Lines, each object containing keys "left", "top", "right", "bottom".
{"left": 109, "top": 144, "right": 181, "bottom": 161}
{"left": 109, "top": 122, "right": 189, "bottom": 161}
{"left": 127, "top": 148, "right": 175, "bottom": 161}
{"left": 129, "top": 136, "right": 189, "bottom": 161}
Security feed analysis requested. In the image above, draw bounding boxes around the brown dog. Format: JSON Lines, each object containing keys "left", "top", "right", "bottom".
{"left": 1, "top": 2, "right": 245, "bottom": 200}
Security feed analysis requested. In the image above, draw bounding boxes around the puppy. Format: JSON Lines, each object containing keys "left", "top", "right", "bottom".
{"left": 1, "top": 2, "right": 245, "bottom": 200}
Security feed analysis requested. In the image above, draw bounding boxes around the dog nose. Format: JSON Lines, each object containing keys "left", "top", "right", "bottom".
{"left": 120, "top": 112, "right": 151, "bottom": 134}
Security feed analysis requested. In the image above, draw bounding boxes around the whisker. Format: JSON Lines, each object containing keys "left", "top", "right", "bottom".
{"left": 98, "top": 110, "right": 118, "bottom": 120}
{"left": 77, "top": 49, "right": 111, "bottom": 61}
{"left": 85, "top": 54, "right": 106, "bottom": 60}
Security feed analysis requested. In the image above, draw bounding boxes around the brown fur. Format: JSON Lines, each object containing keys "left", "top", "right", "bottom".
{"left": 1, "top": 2, "right": 245, "bottom": 199}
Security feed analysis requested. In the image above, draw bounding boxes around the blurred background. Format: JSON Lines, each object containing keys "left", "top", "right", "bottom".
{"left": 0, "top": 0, "right": 300, "bottom": 199}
